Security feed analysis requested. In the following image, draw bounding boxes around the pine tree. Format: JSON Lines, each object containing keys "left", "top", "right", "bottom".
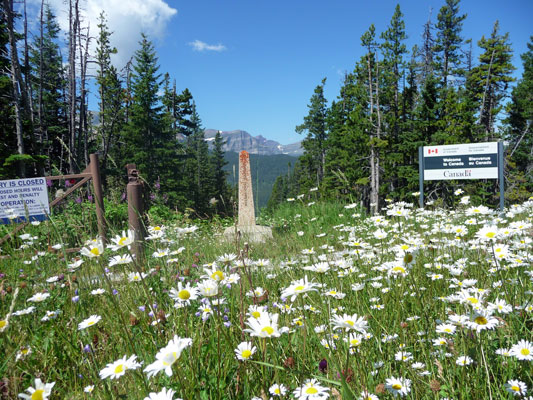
{"left": 433, "top": 0, "right": 467, "bottom": 87}
{"left": 506, "top": 36, "right": 533, "bottom": 199}
{"left": 267, "top": 175, "right": 287, "bottom": 211}
{"left": 183, "top": 103, "right": 212, "bottom": 214}
{"left": 95, "top": 12, "right": 123, "bottom": 176}
{"left": 395, "top": 47, "right": 423, "bottom": 198}
{"left": 361, "top": 25, "right": 383, "bottom": 213}
{"left": 121, "top": 34, "right": 167, "bottom": 196}
{"left": 29, "top": 4, "right": 66, "bottom": 174}
{"left": 470, "top": 21, "right": 515, "bottom": 139}
{"left": 380, "top": 4, "right": 407, "bottom": 195}
{"left": 210, "top": 131, "right": 229, "bottom": 214}
{"left": 0, "top": 7, "right": 15, "bottom": 178}
{"left": 295, "top": 78, "right": 328, "bottom": 189}
{"left": 324, "top": 70, "right": 370, "bottom": 203}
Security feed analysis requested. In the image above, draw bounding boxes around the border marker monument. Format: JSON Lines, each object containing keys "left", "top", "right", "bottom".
{"left": 225, "top": 151, "right": 272, "bottom": 242}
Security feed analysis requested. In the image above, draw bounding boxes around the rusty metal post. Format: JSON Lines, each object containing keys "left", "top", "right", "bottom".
{"left": 126, "top": 164, "right": 145, "bottom": 260}
{"left": 89, "top": 153, "right": 107, "bottom": 244}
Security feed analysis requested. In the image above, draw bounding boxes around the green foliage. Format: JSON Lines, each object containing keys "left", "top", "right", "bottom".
{"left": 292, "top": 0, "right": 528, "bottom": 210}
{"left": 469, "top": 21, "right": 515, "bottom": 138}
{"left": 505, "top": 36, "right": 533, "bottom": 199}
{"left": 224, "top": 152, "right": 296, "bottom": 213}
{"left": 296, "top": 78, "right": 329, "bottom": 190}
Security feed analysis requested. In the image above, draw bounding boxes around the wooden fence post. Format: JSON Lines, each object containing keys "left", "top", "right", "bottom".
{"left": 89, "top": 153, "right": 106, "bottom": 244}
{"left": 126, "top": 164, "right": 145, "bottom": 260}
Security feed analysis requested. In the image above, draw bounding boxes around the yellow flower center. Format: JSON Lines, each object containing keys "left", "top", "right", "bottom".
{"left": 87, "top": 321, "right": 95, "bottom": 326}
{"left": 252, "top": 311, "right": 260, "bottom": 318}
{"left": 241, "top": 350, "right": 252, "bottom": 359}
{"left": 294, "top": 285, "right": 305, "bottom": 292}
{"left": 31, "top": 390, "right": 44, "bottom": 400}
{"left": 0, "top": 320, "right": 6, "bottom": 329}
{"left": 346, "top": 320, "right": 354, "bottom": 326}
{"left": 118, "top": 237, "right": 127, "bottom": 245}
{"left": 211, "top": 271, "right": 224, "bottom": 281}
{"left": 274, "top": 388, "right": 281, "bottom": 394}
{"left": 90, "top": 247, "right": 100, "bottom": 256}
{"left": 401, "top": 245, "right": 409, "bottom": 250}
{"left": 393, "top": 266, "right": 406, "bottom": 273}
{"left": 351, "top": 339, "right": 360, "bottom": 346}
{"left": 114, "top": 364, "right": 124, "bottom": 374}
{"left": 467, "top": 297, "right": 479, "bottom": 304}
{"left": 521, "top": 348, "right": 530, "bottom": 356}
{"left": 486, "top": 232, "right": 496, "bottom": 238}
{"left": 330, "top": 291, "right": 337, "bottom": 295}
{"left": 262, "top": 326, "right": 274, "bottom": 335}
{"left": 511, "top": 385, "right": 520, "bottom": 392}
{"left": 474, "top": 316, "right": 488, "bottom": 325}
{"left": 305, "top": 387, "right": 318, "bottom": 394}
{"left": 178, "top": 290, "right": 190, "bottom": 300}
{"left": 392, "top": 384, "right": 402, "bottom": 390}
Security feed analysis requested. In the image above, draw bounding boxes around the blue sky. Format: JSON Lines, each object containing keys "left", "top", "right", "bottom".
{"left": 42, "top": 0, "right": 533, "bottom": 145}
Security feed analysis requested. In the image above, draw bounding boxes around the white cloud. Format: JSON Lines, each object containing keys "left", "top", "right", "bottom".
{"left": 35, "top": 0, "right": 177, "bottom": 68}
{"left": 189, "top": 40, "right": 227, "bottom": 52}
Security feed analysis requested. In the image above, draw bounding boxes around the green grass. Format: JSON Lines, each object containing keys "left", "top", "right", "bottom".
{"left": 0, "top": 194, "right": 532, "bottom": 399}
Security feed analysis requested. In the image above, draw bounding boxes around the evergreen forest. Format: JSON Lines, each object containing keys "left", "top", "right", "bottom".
{"left": 270, "top": 1, "right": 532, "bottom": 211}
{"left": 1, "top": 5, "right": 231, "bottom": 217}
{"left": 1, "top": 0, "right": 531, "bottom": 217}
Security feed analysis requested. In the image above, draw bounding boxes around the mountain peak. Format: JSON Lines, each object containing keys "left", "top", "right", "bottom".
{"left": 204, "top": 129, "right": 302, "bottom": 156}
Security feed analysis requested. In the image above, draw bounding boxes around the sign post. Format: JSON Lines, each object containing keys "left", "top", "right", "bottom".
{"left": 419, "top": 142, "right": 505, "bottom": 210}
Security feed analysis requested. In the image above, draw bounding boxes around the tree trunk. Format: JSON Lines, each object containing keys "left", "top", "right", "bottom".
{"left": 3, "top": 0, "right": 26, "bottom": 176}
{"left": 68, "top": 0, "right": 79, "bottom": 173}
{"left": 79, "top": 23, "right": 90, "bottom": 165}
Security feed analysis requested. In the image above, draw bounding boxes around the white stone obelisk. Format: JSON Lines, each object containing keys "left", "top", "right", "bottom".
{"left": 224, "top": 150, "right": 272, "bottom": 242}
{"left": 238, "top": 151, "right": 255, "bottom": 226}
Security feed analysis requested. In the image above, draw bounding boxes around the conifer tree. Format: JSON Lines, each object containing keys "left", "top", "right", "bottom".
{"left": 210, "top": 130, "right": 229, "bottom": 213}
{"left": 121, "top": 34, "right": 169, "bottom": 198}
{"left": 28, "top": 5, "right": 66, "bottom": 174}
{"left": 506, "top": 36, "right": 533, "bottom": 198}
{"left": 183, "top": 104, "right": 212, "bottom": 214}
{"left": 0, "top": 8, "right": 15, "bottom": 178}
{"left": 470, "top": 21, "right": 515, "bottom": 139}
{"left": 433, "top": 0, "right": 467, "bottom": 87}
{"left": 95, "top": 12, "right": 123, "bottom": 176}
{"left": 296, "top": 78, "right": 328, "bottom": 189}
{"left": 324, "top": 70, "right": 370, "bottom": 202}
{"left": 380, "top": 4, "right": 407, "bottom": 194}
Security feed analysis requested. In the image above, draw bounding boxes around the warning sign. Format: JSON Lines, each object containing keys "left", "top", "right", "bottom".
{"left": 0, "top": 178, "right": 50, "bottom": 224}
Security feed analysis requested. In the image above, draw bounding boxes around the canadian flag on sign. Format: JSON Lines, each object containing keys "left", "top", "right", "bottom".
{"left": 427, "top": 148, "right": 438, "bottom": 155}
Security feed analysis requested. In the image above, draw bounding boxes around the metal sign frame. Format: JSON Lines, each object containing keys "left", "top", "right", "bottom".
{"left": 418, "top": 142, "right": 505, "bottom": 211}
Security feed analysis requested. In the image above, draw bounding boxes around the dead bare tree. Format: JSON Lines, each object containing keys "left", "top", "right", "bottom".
{"left": 67, "top": 0, "right": 80, "bottom": 173}
{"left": 3, "top": 0, "right": 28, "bottom": 176}
{"left": 78, "top": 22, "right": 91, "bottom": 166}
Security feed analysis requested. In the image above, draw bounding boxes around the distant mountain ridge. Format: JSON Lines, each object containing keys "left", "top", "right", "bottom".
{"left": 204, "top": 129, "right": 303, "bottom": 156}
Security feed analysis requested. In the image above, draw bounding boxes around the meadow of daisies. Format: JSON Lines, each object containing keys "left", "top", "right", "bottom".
{"left": 0, "top": 194, "right": 532, "bottom": 400}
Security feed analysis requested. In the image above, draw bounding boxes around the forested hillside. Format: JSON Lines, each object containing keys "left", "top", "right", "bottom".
{"left": 223, "top": 152, "right": 296, "bottom": 212}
